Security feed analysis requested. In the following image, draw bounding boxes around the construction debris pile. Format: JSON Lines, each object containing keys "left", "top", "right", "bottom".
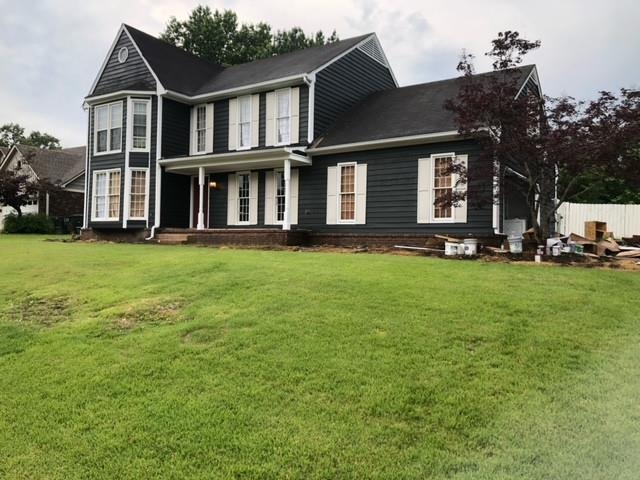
{"left": 394, "top": 221, "right": 640, "bottom": 264}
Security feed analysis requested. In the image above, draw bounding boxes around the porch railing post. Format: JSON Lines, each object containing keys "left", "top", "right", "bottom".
{"left": 197, "top": 166, "right": 205, "bottom": 230}
{"left": 283, "top": 159, "right": 291, "bottom": 231}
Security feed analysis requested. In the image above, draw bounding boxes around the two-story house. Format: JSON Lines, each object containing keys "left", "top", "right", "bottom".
{"left": 82, "top": 24, "right": 539, "bottom": 245}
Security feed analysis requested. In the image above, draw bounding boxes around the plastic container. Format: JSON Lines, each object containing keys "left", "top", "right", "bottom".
{"left": 445, "top": 242, "right": 461, "bottom": 256}
{"left": 463, "top": 238, "right": 478, "bottom": 255}
{"left": 508, "top": 235, "right": 523, "bottom": 254}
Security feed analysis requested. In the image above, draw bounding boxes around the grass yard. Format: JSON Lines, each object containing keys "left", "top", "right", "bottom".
{"left": 0, "top": 235, "right": 639, "bottom": 479}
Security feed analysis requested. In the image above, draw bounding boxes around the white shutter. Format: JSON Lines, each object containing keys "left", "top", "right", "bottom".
{"left": 251, "top": 94, "right": 260, "bottom": 148}
{"left": 227, "top": 173, "right": 237, "bottom": 225}
{"left": 417, "top": 158, "right": 431, "bottom": 223}
{"left": 265, "top": 92, "right": 275, "bottom": 147}
{"left": 290, "top": 168, "right": 299, "bottom": 224}
{"left": 326, "top": 166, "right": 338, "bottom": 225}
{"left": 228, "top": 98, "right": 238, "bottom": 150}
{"left": 454, "top": 154, "right": 468, "bottom": 223}
{"left": 290, "top": 87, "right": 300, "bottom": 144}
{"left": 355, "top": 163, "right": 367, "bottom": 225}
{"left": 249, "top": 171, "right": 259, "bottom": 225}
{"left": 264, "top": 170, "right": 275, "bottom": 225}
{"left": 189, "top": 107, "right": 197, "bottom": 155}
{"left": 205, "top": 103, "right": 214, "bottom": 153}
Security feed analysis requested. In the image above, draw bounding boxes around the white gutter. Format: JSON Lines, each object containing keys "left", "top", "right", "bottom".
{"left": 83, "top": 90, "right": 156, "bottom": 107}
{"left": 82, "top": 105, "right": 90, "bottom": 229}
{"left": 307, "top": 130, "right": 462, "bottom": 155}
{"left": 146, "top": 94, "right": 163, "bottom": 241}
{"left": 304, "top": 73, "right": 315, "bottom": 143}
{"left": 164, "top": 74, "right": 307, "bottom": 104}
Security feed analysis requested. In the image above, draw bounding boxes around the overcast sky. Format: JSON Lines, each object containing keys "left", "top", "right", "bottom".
{"left": 0, "top": 0, "right": 638, "bottom": 147}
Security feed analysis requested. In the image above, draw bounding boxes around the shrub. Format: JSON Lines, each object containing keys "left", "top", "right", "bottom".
{"left": 2, "top": 214, "right": 55, "bottom": 234}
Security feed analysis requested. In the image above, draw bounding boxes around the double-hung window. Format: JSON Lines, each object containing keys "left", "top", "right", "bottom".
{"left": 131, "top": 99, "right": 150, "bottom": 151}
{"left": 94, "top": 102, "right": 122, "bottom": 154}
{"left": 339, "top": 163, "right": 356, "bottom": 222}
{"left": 196, "top": 105, "right": 207, "bottom": 153}
{"left": 237, "top": 173, "right": 251, "bottom": 223}
{"left": 433, "top": 155, "right": 453, "bottom": 220}
{"left": 276, "top": 89, "right": 291, "bottom": 145}
{"left": 92, "top": 169, "right": 121, "bottom": 221}
{"left": 238, "top": 96, "right": 252, "bottom": 149}
{"left": 129, "top": 168, "right": 148, "bottom": 219}
{"left": 275, "top": 170, "right": 286, "bottom": 222}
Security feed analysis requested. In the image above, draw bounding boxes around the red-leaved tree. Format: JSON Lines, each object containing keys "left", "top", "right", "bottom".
{"left": 445, "top": 31, "right": 640, "bottom": 242}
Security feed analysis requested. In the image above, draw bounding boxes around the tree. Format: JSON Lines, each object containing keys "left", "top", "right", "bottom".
{"left": 444, "top": 31, "right": 640, "bottom": 242}
{"left": 0, "top": 169, "right": 40, "bottom": 217}
{"left": 0, "top": 123, "right": 61, "bottom": 149}
{"left": 160, "top": 5, "right": 339, "bottom": 66}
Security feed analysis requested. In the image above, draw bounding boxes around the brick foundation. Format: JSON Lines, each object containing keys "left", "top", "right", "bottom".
{"left": 306, "top": 232, "right": 503, "bottom": 248}
{"left": 80, "top": 228, "right": 150, "bottom": 242}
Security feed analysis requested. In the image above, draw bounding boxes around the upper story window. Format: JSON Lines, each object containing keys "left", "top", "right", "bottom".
{"left": 196, "top": 105, "right": 206, "bottom": 152}
{"left": 94, "top": 102, "right": 122, "bottom": 155}
{"left": 266, "top": 87, "right": 299, "bottom": 147}
{"left": 191, "top": 103, "right": 213, "bottom": 155}
{"left": 238, "top": 96, "right": 252, "bottom": 149}
{"left": 276, "top": 89, "right": 291, "bottom": 145}
{"left": 131, "top": 99, "right": 150, "bottom": 151}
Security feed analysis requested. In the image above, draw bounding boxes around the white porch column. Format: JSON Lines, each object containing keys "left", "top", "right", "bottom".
{"left": 197, "top": 167, "right": 205, "bottom": 230}
{"left": 283, "top": 159, "right": 291, "bottom": 230}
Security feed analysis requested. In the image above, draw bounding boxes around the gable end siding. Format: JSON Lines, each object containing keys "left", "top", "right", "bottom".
{"left": 314, "top": 48, "right": 396, "bottom": 139}
{"left": 92, "top": 31, "right": 156, "bottom": 96}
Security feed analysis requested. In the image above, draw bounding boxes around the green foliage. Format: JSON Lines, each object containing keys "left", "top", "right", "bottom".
{"left": 160, "top": 5, "right": 339, "bottom": 65}
{"left": 2, "top": 214, "right": 54, "bottom": 233}
{"left": 0, "top": 123, "right": 61, "bottom": 149}
{"left": 1, "top": 236, "right": 640, "bottom": 478}
{"left": 0, "top": 168, "right": 41, "bottom": 216}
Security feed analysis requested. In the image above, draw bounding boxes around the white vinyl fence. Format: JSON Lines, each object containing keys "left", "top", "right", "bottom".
{"left": 557, "top": 202, "right": 640, "bottom": 238}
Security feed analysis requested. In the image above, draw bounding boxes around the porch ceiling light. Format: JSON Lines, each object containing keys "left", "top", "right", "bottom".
{"left": 208, "top": 181, "right": 218, "bottom": 189}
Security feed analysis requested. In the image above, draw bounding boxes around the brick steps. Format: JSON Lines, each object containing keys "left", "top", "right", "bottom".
{"left": 155, "top": 233, "right": 190, "bottom": 244}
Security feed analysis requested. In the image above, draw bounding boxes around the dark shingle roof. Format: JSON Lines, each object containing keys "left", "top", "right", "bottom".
{"left": 125, "top": 25, "right": 371, "bottom": 96}
{"left": 15, "top": 145, "right": 86, "bottom": 185}
{"left": 125, "top": 25, "right": 224, "bottom": 96}
{"left": 313, "top": 65, "right": 536, "bottom": 148}
{"left": 193, "top": 34, "right": 372, "bottom": 94}
{"left": 0, "top": 147, "right": 8, "bottom": 160}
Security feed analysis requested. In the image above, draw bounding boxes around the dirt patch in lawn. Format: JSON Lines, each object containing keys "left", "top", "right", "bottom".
{"left": 181, "top": 325, "right": 227, "bottom": 346}
{"left": 112, "top": 300, "right": 184, "bottom": 332}
{"left": 3, "top": 295, "right": 72, "bottom": 326}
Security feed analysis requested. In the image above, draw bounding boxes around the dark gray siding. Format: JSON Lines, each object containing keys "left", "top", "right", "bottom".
{"left": 65, "top": 174, "right": 85, "bottom": 192}
{"left": 298, "top": 86, "right": 309, "bottom": 144}
{"left": 213, "top": 99, "right": 229, "bottom": 153}
{"left": 92, "top": 31, "right": 156, "bottom": 96}
{"left": 298, "top": 140, "right": 493, "bottom": 235}
{"left": 314, "top": 48, "right": 396, "bottom": 139}
{"left": 161, "top": 171, "right": 190, "bottom": 228}
{"left": 162, "top": 98, "right": 190, "bottom": 158}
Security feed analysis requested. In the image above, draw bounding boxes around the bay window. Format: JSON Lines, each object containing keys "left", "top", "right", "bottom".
{"left": 128, "top": 168, "right": 148, "bottom": 219}
{"left": 131, "top": 99, "right": 150, "bottom": 151}
{"left": 92, "top": 169, "right": 121, "bottom": 221}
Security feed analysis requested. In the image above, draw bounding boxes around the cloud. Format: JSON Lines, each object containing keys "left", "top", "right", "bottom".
{"left": 0, "top": 0, "right": 638, "bottom": 146}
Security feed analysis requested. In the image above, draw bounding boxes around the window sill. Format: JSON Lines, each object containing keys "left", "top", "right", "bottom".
{"left": 91, "top": 218, "right": 120, "bottom": 222}
{"left": 93, "top": 150, "right": 122, "bottom": 157}
{"left": 130, "top": 148, "right": 150, "bottom": 153}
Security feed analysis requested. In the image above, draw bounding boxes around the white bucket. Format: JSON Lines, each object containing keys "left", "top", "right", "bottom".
{"left": 463, "top": 238, "right": 478, "bottom": 255}
{"left": 445, "top": 242, "right": 461, "bottom": 256}
{"left": 508, "top": 235, "right": 523, "bottom": 254}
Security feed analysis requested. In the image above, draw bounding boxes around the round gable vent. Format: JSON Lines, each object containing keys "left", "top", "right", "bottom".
{"left": 118, "top": 47, "right": 129, "bottom": 63}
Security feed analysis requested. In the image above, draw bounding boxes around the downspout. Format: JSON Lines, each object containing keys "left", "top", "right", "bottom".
{"left": 82, "top": 103, "right": 90, "bottom": 229}
{"left": 146, "top": 93, "right": 163, "bottom": 240}
{"left": 303, "top": 73, "right": 315, "bottom": 144}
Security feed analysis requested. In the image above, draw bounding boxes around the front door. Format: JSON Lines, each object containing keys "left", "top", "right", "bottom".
{"left": 191, "top": 175, "right": 209, "bottom": 228}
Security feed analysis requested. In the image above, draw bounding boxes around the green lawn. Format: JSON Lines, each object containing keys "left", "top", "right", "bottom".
{"left": 0, "top": 235, "right": 639, "bottom": 479}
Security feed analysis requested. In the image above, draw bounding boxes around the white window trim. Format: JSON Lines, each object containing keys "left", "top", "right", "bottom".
{"left": 337, "top": 162, "right": 357, "bottom": 224}
{"left": 128, "top": 167, "right": 149, "bottom": 220}
{"left": 236, "top": 171, "right": 252, "bottom": 225}
{"left": 91, "top": 168, "right": 121, "bottom": 222}
{"left": 130, "top": 98, "right": 151, "bottom": 152}
{"left": 237, "top": 95, "right": 252, "bottom": 151}
{"left": 274, "top": 88, "right": 292, "bottom": 147}
{"left": 93, "top": 101, "right": 123, "bottom": 156}
{"left": 430, "top": 152, "right": 456, "bottom": 224}
{"left": 194, "top": 103, "right": 208, "bottom": 154}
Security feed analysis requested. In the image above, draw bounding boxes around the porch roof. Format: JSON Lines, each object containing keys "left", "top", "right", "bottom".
{"left": 158, "top": 148, "right": 311, "bottom": 175}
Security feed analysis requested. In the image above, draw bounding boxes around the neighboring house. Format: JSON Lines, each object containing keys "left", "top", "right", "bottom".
{"left": 0, "top": 145, "right": 86, "bottom": 229}
{"left": 82, "top": 24, "right": 540, "bottom": 245}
